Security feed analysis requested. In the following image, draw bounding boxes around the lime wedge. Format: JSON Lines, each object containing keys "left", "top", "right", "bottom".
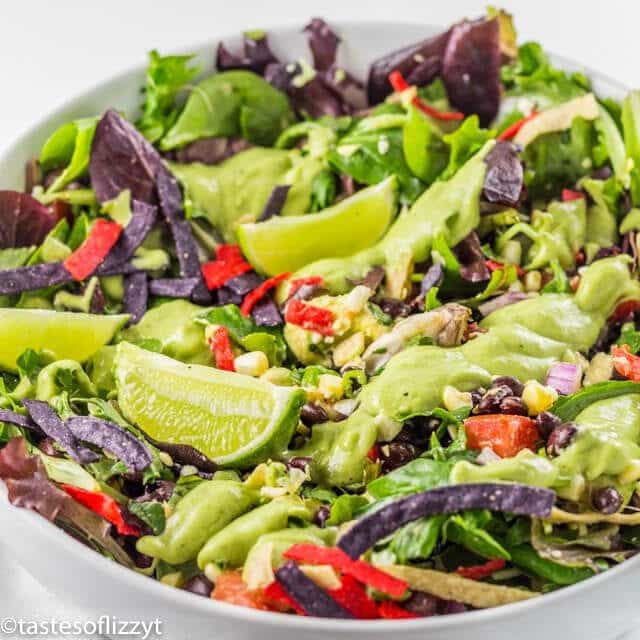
{"left": 0, "top": 309, "right": 128, "bottom": 372}
{"left": 237, "top": 176, "right": 397, "bottom": 276}
{"left": 114, "top": 342, "right": 305, "bottom": 467}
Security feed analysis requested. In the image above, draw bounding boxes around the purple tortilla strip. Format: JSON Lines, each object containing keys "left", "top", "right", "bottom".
{"left": 22, "top": 400, "right": 98, "bottom": 465}
{"left": 257, "top": 185, "right": 291, "bottom": 222}
{"left": 123, "top": 271, "right": 148, "bottom": 324}
{"left": 442, "top": 18, "right": 501, "bottom": 126}
{"left": 0, "top": 409, "right": 40, "bottom": 432}
{"left": 275, "top": 561, "right": 353, "bottom": 619}
{"left": 66, "top": 415, "right": 152, "bottom": 472}
{"left": 483, "top": 141, "right": 524, "bottom": 207}
{"left": 216, "top": 286, "right": 243, "bottom": 306}
{"left": 338, "top": 483, "right": 555, "bottom": 559}
{"left": 148, "top": 277, "right": 200, "bottom": 298}
{"left": 97, "top": 201, "right": 158, "bottom": 274}
{"left": 251, "top": 296, "right": 282, "bottom": 327}
{"left": 0, "top": 261, "right": 71, "bottom": 295}
{"left": 224, "top": 271, "right": 264, "bottom": 296}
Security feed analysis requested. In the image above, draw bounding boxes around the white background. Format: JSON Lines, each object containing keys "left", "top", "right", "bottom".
{"left": 0, "top": 0, "right": 639, "bottom": 637}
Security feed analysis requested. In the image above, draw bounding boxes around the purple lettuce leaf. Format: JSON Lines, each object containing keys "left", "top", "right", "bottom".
{"left": 148, "top": 277, "right": 200, "bottom": 298}
{"left": 338, "top": 483, "right": 555, "bottom": 559}
{"left": 0, "top": 261, "right": 71, "bottom": 295}
{"left": 0, "top": 191, "right": 58, "bottom": 249}
{"left": 478, "top": 291, "right": 532, "bottom": 317}
{"left": 251, "top": 296, "right": 282, "bottom": 327}
{"left": 367, "top": 29, "right": 451, "bottom": 104}
{"left": 420, "top": 263, "right": 445, "bottom": 295}
{"left": 66, "top": 415, "right": 152, "bottom": 472}
{"left": 483, "top": 141, "right": 525, "bottom": 207}
{"left": 22, "top": 400, "right": 98, "bottom": 465}
{"left": 169, "top": 137, "right": 251, "bottom": 165}
{"left": 216, "top": 33, "right": 279, "bottom": 74}
{"left": 257, "top": 185, "right": 291, "bottom": 222}
{"left": 453, "top": 232, "right": 490, "bottom": 283}
{"left": 304, "top": 18, "right": 340, "bottom": 72}
{"left": 123, "top": 271, "right": 148, "bottom": 324}
{"left": 275, "top": 560, "right": 353, "bottom": 618}
{"left": 97, "top": 201, "right": 157, "bottom": 274}
{"left": 442, "top": 18, "right": 501, "bottom": 126}
{"left": 0, "top": 437, "right": 67, "bottom": 521}
{"left": 320, "top": 66, "right": 368, "bottom": 112}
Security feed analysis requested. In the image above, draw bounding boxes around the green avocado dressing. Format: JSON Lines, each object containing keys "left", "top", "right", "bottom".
{"left": 300, "top": 256, "right": 640, "bottom": 487}
{"left": 169, "top": 147, "right": 324, "bottom": 242}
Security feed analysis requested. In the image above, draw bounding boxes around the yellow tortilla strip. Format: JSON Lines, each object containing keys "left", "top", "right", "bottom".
{"left": 548, "top": 506, "right": 640, "bottom": 525}
{"left": 380, "top": 565, "right": 539, "bottom": 608}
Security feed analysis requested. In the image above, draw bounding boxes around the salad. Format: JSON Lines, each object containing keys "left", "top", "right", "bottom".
{"left": 2, "top": 10, "right": 640, "bottom": 621}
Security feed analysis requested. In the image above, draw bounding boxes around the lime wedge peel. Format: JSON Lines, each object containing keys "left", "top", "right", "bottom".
{"left": 114, "top": 342, "right": 305, "bottom": 468}
{"left": 237, "top": 176, "right": 397, "bottom": 276}
{"left": 0, "top": 308, "right": 129, "bottom": 372}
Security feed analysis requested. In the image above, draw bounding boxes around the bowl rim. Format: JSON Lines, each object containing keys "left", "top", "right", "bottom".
{"left": 0, "top": 18, "right": 635, "bottom": 632}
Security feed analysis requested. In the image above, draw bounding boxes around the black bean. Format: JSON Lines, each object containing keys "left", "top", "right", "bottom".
{"left": 404, "top": 591, "right": 439, "bottom": 617}
{"left": 376, "top": 297, "right": 411, "bottom": 318}
{"left": 470, "top": 390, "right": 484, "bottom": 406}
{"left": 314, "top": 505, "right": 331, "bottom": 528}
{"left": 300, "top": 403, "right": 329, "bottom": 426}
{"left": 591, "top": 487, "right": 622, "bottom": 514}
{"left": 491, "top": 376, "right": 524, "bottom": 397}
{"left": 474, "top": 385, "right": 512, "bottom": 414}
{"left": 380, "top": 442, "right": 418, "bottom": 473}
{"left": 535, "top": 411, "right": 563, "bottom": 439}
{"left": 499, "top": 396, "right": 527, "bottom": 415}
{"left": 183, "top": 574, "right": 214, "bottom": 597}
{"left": 630, "top": 492, "right": 640, "bottom": 509}
{"left": 288, "top": 456, "right": 312, "bottom": 472}
{"left": 440, "top": 600, "right": 466, "bottom": 615}
{"left": 546, "top": 422, "right": 578, "bottom": 457}
{"left": 136, "top": 480, "right": 176, "bottom": 503}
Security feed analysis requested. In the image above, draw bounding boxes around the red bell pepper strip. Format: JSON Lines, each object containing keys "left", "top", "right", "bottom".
{"left": 456, "top": 558, "right": 506, "bottom": 580}
{"left": 284, "top": 299, "right": 335, "bottom": 336}
{"left": 388, "top": 70, "right": 464, "bottom": 122}
{"left": 561, "top": 189, "right": 585, "bottom": 202}
{"left": 61, "top": 484, "right": 140, "bottom": 536}
{"left": 485, "top": 259, "right": 525, "bottom": 277}
{"left": 209, "top": 326, "right": 235, "bottom": 371}
{"left": 201, "top": 244, "right": 253, "bottom": 290}
{"left": 612, "top": 344, "right": 640, "bottom": 381}
{"left": 497, "top": 112, "right": 539, "bottom": 141}
{"left": 328, "top": 575, "right": 380, "bottom": 619}
{"left": 367, "top": 444, "right": 380, "bottom": 462}
{"left": 63, "top": 219, "right": 123, "bottom": 281}
{"left": 464, "top": 414, "right": 540, "bottom": 458}
{"left": 240, "top": 272, "right": 291, "bottom": 316}
{"left": 377, "top": 601, "right": 419, "bottom": 619}
{"left": 611, "top": 300, "right": 640, "bottom": 323}
{"left": 283, "top": 544, "right": 408, "bottom": 598}
{"left": 288, "top": 276, "right": 324, "bottom": 298}
{"left": 262, "top": 581, "right": 306, "bottom": 615}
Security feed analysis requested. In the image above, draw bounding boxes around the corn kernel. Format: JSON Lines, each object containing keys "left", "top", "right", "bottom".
{"left": 260, "top": 367, "right": 293, "bottom": 385}
{"left": 204, "top": 324, "right": 219, "bottom": 343}
{"left": 524, "top": 270, "right": 542, "bottom": 292}
{"left": 584, "top": 353, "right": 613, "bottom": 386}
{"left": 333, "top": 332, "right": 365, "bottom": 368}
{"left": 234, "top": 351, "right": 269, "bottom": 377}
{"left": 317, "top": 373, "right": 344, "bottom": 400}
{"left": 522, "top": 380, "right": 558, "bottom": 415}
{"left": 442, "top": 385, "right": 473, "bottom": 411}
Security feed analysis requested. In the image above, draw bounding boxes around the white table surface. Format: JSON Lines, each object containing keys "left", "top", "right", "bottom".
{"left": 1, "top": 0, "right": 640, "bottom": 637}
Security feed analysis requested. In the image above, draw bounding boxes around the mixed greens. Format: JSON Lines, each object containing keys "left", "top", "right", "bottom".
{"left": 3, "top": 10, "right": 640, "bottom": 620}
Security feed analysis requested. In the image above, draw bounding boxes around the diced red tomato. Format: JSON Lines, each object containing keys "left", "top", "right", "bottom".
{"left": 388, "top": 70, "right": 464, "bottom": 121}
{"left": 285, "top": 299, "right": 334, "bottom": 336}
{"left": 201, "top": 244, "right": 253, "bottom": 290}
{"left": 288, "top": 276, "right": 324, "bottom": 298}
{"left": 612, "top": 344, "right": 640, "bottom": 381}
{"left": 240, "top": 272, "right": 291, "bottom": 316}
{"left": 63, "top": 219, "right": 123, "bottom": 281}
{"left": 212, "top": 571, "right": 269, "bottom": 610}
{"left": 61, "top": 484, "right": 140, "bottom": 536}
{"left": 561, "top": 189, "right": 585, "bottom": 202}
{"left": 456, "top": 558, "right": 506, "bottom": 580}
{"left": 209, "top": 326, "right": 235, "bottom": 371}
{"left": 497, "top": 112, "right": 539, "bottom": 141}
{"left": 464, "top": 414, "right": 540, "bottom": 458}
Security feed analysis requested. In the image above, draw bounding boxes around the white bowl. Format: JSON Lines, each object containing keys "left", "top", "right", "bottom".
{"left": 0, "top": 20, "right": 636, "bottom": 640}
